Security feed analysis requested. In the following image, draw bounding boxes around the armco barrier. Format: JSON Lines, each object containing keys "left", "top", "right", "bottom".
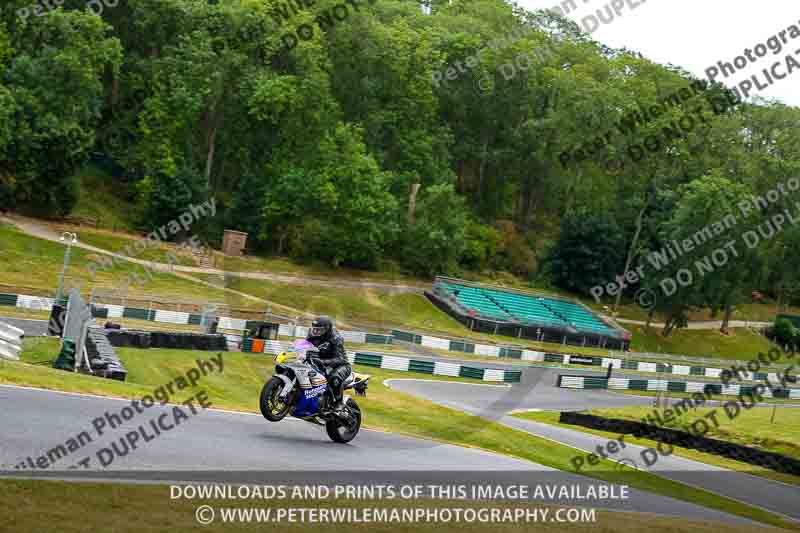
{"left": 346, "top": 351, "right": 522, "bottom": 383}
{"left": 3, "top": 292, "right": 786, "bottom": 382}
{"left": 392, "top": 328, "right": 794, "bottom": 384}
{"left": 0, "top": 320, "right": 24, "bottom": 361}
{"left": 236, "top": 337, "right": 521, "bottom": 383}
{"left": 0, "top": 292, "right": 394, "bottom": 346}
{"left": 544, "top": 351, "right": 796, "bottom": 384}
{"left": 392, "top": 329, "right": 545, "bottom": 362}
{"left": 277, "top": 323, "right": 392, "bottom": 345}
{"left": 557, "top": 374, "right": 800, "bottom": 399}
{"left": 559, "top": 411, "right": 800, "bottom": 475}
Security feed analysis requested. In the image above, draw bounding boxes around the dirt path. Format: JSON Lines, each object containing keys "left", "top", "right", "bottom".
{"left": 3, "top": 214, "right": 423, "bottom": 294}
{"left": 3, "top": 214, "right": 773, "bottom": 330}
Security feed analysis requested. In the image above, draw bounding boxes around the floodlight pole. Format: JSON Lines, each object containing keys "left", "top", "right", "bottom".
{"left": 55, "top": 232, "right": 78, "bottom": 302}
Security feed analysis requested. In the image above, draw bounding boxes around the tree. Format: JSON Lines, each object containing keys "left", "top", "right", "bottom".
{"left": 0, "top": 10, "right": 122, "bottom": 215}
{"left": 547, "top": 209, "right": 624, "bottom": 295}
{"left": 263, "top": 124, "right": 399, "bottom": 269}
{"left": 773, "top": 318, "right": 795, "bottom": 348}
{"left": 646, "top": 174, "right": 760, "bottom": 335}
{"left": 401, "top": 183, "right": 469, "bottom": 276}
{"left": 138, "top": 163, "right": 205, "bottom": 233}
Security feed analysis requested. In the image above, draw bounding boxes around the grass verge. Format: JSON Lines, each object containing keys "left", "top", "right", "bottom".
{"left": 0, "top": 222, "right": 229, "bottom": 303}
{"left": 512, "top": 409, "right": 800, "bottom": 486}
{"left": 626, "top": 325, "right": 776, "bottom": 361}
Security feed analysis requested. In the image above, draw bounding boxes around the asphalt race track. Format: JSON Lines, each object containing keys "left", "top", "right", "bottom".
{"left": 387, "top": 369, "right": 800, "bottom": 522}
{"left": 0, "top": 317, "right": 48, "bottom": 338}
{"left": 0, "top": 385, "right": 768, "bottom": 525}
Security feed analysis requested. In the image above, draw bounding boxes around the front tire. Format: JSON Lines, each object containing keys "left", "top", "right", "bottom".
{"left": 260, "top": 377, "right": 293, "bottom": 422}
{"left": 326, "top": 398, "right": 361, "bottom": 443}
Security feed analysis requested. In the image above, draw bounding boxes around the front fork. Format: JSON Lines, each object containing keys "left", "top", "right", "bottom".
{"left": 272, "top": 373, "right": 296, "bottom": 399}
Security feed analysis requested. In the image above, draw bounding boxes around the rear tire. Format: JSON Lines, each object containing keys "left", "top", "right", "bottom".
{"left": 260, "top": 377, "right": 292, "bottom": 422}
{"left": 326, "top": 398, "right": 361, "bottom": 443}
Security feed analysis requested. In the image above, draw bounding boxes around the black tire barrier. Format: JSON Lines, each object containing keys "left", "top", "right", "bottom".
{"left": 85, "top": 328, "right": 127, "bottom": 382}
{"left": 559, "top": 412, "right": 800, "bottom": 475}
{"left": 104, "top": 329, "right": 228, "bottom": 352}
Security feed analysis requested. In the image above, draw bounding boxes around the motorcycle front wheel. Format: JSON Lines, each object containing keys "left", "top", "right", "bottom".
{"left": 326, "top": 398, "right": 361, "bottom": 443}
{"left": 260, "top": 377, "right": 293, "bottom": 422}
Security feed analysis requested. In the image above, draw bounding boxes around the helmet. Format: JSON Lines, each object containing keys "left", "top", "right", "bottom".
{"left": 307, "top": 315, "right": 333, "bottom": 345}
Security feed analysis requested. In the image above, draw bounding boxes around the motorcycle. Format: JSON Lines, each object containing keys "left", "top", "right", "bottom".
{"left": 259, "top": 339, "right": 369, "bottom": 443}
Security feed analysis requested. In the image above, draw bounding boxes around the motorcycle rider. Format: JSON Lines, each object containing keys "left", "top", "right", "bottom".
{"left": 306, "top": 316, "right": 350, "bottom": 413}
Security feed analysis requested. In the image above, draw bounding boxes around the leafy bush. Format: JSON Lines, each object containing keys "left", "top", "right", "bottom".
{"left": 461, "top": 219, "right": 501, "bottom": 271}
{"left": 401, "top": 183, "right": 467, "bottom": 277}
{"left": 773, "top": 318, "right": 796, "bottom": 346}
{"left": 546, "top": 209, "right": 624, "bottom": 296}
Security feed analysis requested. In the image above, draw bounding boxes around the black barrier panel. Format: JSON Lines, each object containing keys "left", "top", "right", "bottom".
{"left": 47, "top": 304, "right": 66, "bottom": 337}
{"left": 0, "top": 293, "right": 18, "bottom": 306}
{"left": 559, "top": 412, "right": 800, "bottom": 475}
{"left": 544, "top": 353, "right": 563, "bottom": 363}
{"left": 668, "top": 381, "right": 687, "bottom": 392}
{"left": 450, "top": 341, "right": 467, "bottom": 352}
{"left": 90, "top": 306, "right": 109, "bottom": 319}
{"left": 391, "top": 330, "right": 415, "bottom": 343}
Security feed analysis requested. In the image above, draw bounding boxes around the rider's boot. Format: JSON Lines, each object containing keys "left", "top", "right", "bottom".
{"left": 331, "top": 387, "right": 346, "bottom": 415}
{"left": 332, "top": 397, "right": 346, "bottom": 415}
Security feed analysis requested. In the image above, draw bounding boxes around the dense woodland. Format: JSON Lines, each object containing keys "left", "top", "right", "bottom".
{"left": 1, "top": 0, "right": 800, "bottom": 334}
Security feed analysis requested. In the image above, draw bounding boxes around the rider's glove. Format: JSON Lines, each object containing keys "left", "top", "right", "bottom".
{"left": 316, "top": 341, "right": 331, "bottom": 352}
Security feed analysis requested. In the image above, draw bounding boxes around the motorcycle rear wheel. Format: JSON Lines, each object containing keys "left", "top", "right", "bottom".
{"left": 325, "top": 398, "right": 361, "bottom": 443}
{"left": 260, "top": 377, "right": 292, "bottom": 421}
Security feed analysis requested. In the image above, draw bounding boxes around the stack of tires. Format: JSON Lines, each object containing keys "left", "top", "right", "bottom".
{"left": 105, "top": 329, "right": 151, "bottom": 348}
{"left": 104, "top": 329, "right": 227, "bottom": 351}
{"left": 86, "top": 327, "right": 127, "bottom": 381}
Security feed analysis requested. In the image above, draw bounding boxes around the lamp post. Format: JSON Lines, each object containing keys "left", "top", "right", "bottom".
{"left": 55, "top": 232, "right": 78, "bottom": 302}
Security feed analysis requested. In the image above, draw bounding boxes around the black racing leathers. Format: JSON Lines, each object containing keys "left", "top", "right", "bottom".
{"left": 312, "top": 329, "right": 350, "bottom": 406}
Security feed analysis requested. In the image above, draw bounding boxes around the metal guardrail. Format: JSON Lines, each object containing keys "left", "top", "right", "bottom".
{"left": 619, "top": 349, "right": 791, "bottom": 373}
{"left": 0, "top": 320, "right": 24, "bottom": 361}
